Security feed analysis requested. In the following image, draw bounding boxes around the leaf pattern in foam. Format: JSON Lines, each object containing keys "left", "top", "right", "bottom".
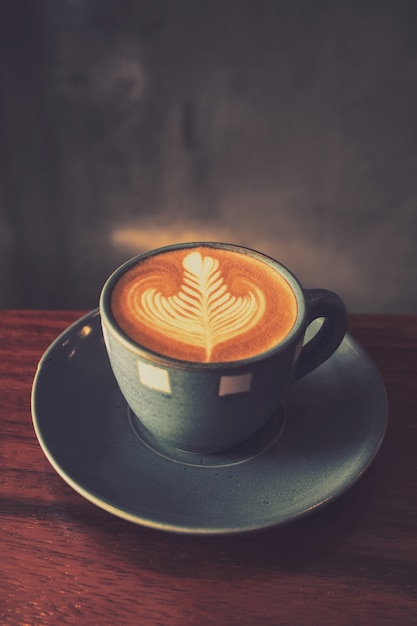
{"left": 140, "top": 251, "right": 266, "bottom": 361}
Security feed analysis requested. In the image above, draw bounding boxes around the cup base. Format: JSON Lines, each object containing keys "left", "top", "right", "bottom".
{"left": 127, "top": 406, "right": 288, "bottom": 468}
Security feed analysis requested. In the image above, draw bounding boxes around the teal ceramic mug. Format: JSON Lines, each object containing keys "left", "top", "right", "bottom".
{"left": 99, "top": 242, "right": 347, "bottom": 453}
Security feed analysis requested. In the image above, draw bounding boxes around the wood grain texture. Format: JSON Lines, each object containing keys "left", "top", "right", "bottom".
{"left": 1, "top": 311, "right": 417, "bottom": 625}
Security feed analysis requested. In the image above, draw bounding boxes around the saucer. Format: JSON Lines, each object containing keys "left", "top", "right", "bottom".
{"left": 32, "top": 310, "right": 388, "bottom": 535}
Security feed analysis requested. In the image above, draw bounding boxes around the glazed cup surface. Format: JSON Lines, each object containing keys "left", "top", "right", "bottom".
{"left": 100, "top": 242, "right": 347, "bottom": 453}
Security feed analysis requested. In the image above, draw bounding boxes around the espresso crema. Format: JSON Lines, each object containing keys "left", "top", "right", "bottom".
{"left": 110, "top": 246, "right": 298, "bottom": 362}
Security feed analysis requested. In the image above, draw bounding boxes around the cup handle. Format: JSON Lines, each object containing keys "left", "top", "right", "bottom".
{"left": 293, "top": 289, "right": 347, "bottom": 382}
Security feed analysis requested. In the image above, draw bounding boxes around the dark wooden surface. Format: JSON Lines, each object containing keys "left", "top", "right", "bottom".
{"left": 1, "top": 310, "right": 416, "bottom": 625}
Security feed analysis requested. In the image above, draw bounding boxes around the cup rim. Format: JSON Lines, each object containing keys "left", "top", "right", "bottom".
{"left": 99, "top": 242, "right": 307, "bottom": 371}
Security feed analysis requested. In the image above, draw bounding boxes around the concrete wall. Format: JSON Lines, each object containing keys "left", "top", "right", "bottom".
{"left": 1, "top": 0, "right": 416, "bottom": 312}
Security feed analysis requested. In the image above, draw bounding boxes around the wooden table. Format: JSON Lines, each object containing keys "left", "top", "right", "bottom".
{"left": 1, "top": 311, "right": 416, "bottom": 625}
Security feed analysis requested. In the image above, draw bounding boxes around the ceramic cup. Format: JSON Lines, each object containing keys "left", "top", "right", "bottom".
{"left": 99, "top": 242, "right": 347, "bottom": 453}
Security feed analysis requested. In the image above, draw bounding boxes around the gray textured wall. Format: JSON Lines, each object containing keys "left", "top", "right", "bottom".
{"left": 1, "top": 0, "right": 416, "bottom": 312}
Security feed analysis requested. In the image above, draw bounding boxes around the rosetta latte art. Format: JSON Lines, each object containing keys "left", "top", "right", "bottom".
{"left": 135, "top": 251, "right": 266, "bottom": 362}
{"left": 111, "top": 246, "right": 298, "bottom": 362}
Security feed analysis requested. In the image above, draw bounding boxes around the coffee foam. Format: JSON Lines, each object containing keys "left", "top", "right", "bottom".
{"left": 110, "top": 246, "right": 298, "bottom": 362}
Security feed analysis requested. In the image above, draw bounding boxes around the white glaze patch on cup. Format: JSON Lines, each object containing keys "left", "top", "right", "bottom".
{"left": 137, "top": 360, "right": 171, "bottom": 393}
{"left": 218, "top": 373, "right": 252, "bottom": 397}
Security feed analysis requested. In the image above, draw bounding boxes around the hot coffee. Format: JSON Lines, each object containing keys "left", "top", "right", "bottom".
{"left": 110, "top": 245, "right": 298, "bottom": 363}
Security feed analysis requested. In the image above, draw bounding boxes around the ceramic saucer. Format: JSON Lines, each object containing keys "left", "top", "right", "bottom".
{"left": 32, "top": 310, "right": 388, "bottom": 535}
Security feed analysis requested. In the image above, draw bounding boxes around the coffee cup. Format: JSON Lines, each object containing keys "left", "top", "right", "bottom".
{"left": 99, "top": 242, "right": 347, "bottom": 453}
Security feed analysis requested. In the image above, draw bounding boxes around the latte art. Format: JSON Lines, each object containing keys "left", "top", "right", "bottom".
{"left": 137, "top": 251, "right": 265, "bottom": 361}
{"left": 111, "top": 246, "right": 298, "bottom": 362}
